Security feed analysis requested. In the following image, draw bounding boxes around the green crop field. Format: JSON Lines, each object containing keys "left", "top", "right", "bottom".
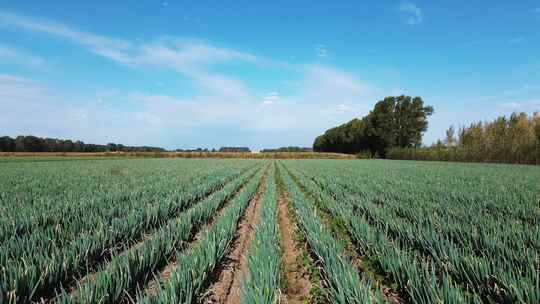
{"left": 1, "top": 158, "right": 538, "bottom": 304}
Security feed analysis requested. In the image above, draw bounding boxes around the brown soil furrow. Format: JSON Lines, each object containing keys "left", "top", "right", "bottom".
{"left": 277, "top": 198, "right": 311, "bottom": 304}
{"left": 146, "top": 260, "right": 177, "bottom": 296}
{"left": 36, "top": 177, "right": 248, "bottom": 304}
{"left": 140, "top": 186, "right": 247, "bottom": 299}
{"left": 201, "top": 195, "right": 262, "bottom": 304}
{"left": 141, "top": 168, "right": 269, "bottom": 302}
{"left": 285, "top": 168, "right": 402, "bottom": 303}
{"left": 344, "top": 241, "right": 401, "bottom": 304}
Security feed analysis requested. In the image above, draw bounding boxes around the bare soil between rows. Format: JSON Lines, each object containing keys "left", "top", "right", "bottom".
{"left": 200, "top": 194, "right": 262, "bottom": 304}
{"left": 277, "top": 198, "right": 311, "bottom": 304}
{"left": 144, "top": 178, "right": 255, "bottom": 298}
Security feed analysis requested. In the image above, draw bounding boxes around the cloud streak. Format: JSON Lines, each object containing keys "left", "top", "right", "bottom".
{"left": 262, "top": 92, "right": 280, "bottom": 105}
{"left": 0, "top": 11, "right": 260, "bottom": 98}
{"left": 0, "top": 11, "right": 132, "bottom": 63}
{"left": 399, "top": 2, "right": 423, "bottom": 25}
{"left": 0, "top": 11, "right": 379, "bottom": 149}
{"left": 0, "top": 74, "right": 47, "bottom": 100}
{"left": 499, "top": 100, "right": 540, "bottom": 111}
{"left": 0, "top": 44, "right": 46, "bottom": 68}
{"left": 0, "top": 63, "right": 376, "bottom": 149}
{"left": 135, "top": 38, "right": 257, "bottom": 98}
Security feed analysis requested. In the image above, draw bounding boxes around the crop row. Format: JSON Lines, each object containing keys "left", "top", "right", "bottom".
{"left": 241, "top": 163, "right": 281, "bottom": 304}
{"left": 0, "top": 159, "right": 241, "bottom": 243}
{"left": 283, "top": 163, "right": 472, "bottom": 303}
{"left": 0, "top": 160, "right": 261, "bottom": 303}
{"left": 278, "top": 163, "right": 379, "bottom": 304}
{"left": 283, "top": 160, "right": 539, "bottom": 303}
{"left": 136, "top": 163, "right": 266, "bottom": 303}
{"left": 55, "top": 164, "right": 263, "bottom": 303}
{"left": 1, "top": 163, "right": 248, "bottom": 266}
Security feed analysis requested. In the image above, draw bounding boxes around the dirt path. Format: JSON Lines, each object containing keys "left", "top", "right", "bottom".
{"left": 277, "top": 198, "right": 311, "bottom": 304}
{"left": 201, "top": 195, "right": 262, "bottom": 304}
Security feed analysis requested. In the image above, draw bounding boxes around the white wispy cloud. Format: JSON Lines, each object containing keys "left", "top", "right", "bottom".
{"left": 137, "top": 38, "right": 257, "bottom": 68}
{"left": 461, "top": 85, "right": 540, "bottom": 104}
{"left": 301, "top": 64, "right": 371, "bottom": 102}
{"left": 0, "top": 64, "right": 377, "bottom": 148}
{"left": 0, "top": 11, "right": 381, "bottom": 148}
{"left": 0, "top": 44, "right": 46, "bottom": 68}
{"left": 135, "top": 38, "right": 257, "bottom": 98}
{"left": 124, "top": 65, "right": 375, "bottom": 133}
{"left": 499, "top": 100, "right": 540, "bottom": 111}
{"left": 0, "top": 74, "right": 47, "bottom": 100}
{"left": 0, "top": 74, "right": 81, "bottom": 139}
{"left": 0, "top": 10, "right": 258, "bottom": 68}
{"left": 530, "top": 7, "right": 540, "bottom": 14}
{"left": 190, "top": 71, "right": 250, "bottom": 100}
{"left": 0, "top": 11, "right": 132, "bottom": 63}
{"left": 399, "top": 2, "right": 423, "bottom": 25}
{"left": 332, "top": 104, "right": 354, "bottom": 115}
{"left": 0, "top": 11, "right": 264, "bottom": 99}
{"left": 262, "top": 92, "right": 280, "bottom": 105}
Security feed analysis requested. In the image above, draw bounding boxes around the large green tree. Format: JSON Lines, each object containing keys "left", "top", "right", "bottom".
{"left": 313, "top": 95, "right": 433, "bottom": 156}
{"left": 0, "top": 135, "right": 166, "bottom": 152}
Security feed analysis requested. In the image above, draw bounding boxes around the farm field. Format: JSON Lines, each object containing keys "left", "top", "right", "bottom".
{"left": 0, "top": 158, "right": 539, "bottom": 304}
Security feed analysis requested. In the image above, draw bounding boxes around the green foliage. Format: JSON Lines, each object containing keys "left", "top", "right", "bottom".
{"left": 219, "top": 147, "right": 251, "bottom": 152}
{"left": 388, "top": 112, "right": 540, "bottom": 164}
{"left": 0, "top": 159, "right": 262, "bottom": 303}
{"left": 279, "top": 163, "right": 378, "bottom": 304}
{"left": 313, "top": 95, "right": 433, "bottom": 156}
{"left": 57, "top": 165, "right": 262, "bottom": 303}
{"left": 275, "top": 165, "right": 328, "bottom": 304}
{"left": 2, "top": 158, "right": 538, "bottom": 304}
{"left": 0, "top": 135, "right": 165, "bottom": 152}
{"left": 282, "top": 159, "right": 540, "bottom": 303}
{"left": 137, "top": 164, "right": 265, "bottom": 303}
{"left": 241, "top": 164, "right": 281, "bottom": 304}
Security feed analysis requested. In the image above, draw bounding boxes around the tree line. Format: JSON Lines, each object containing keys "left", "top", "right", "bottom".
{"left": 0, "top": 135, "right": 165, "bottom": 153}
{"left": 261, "top": 146, "right": 313, "bottom": 153}
{"left": 218, "top": 147, "right": 251, "bottom": 153}
{"left": 388, "top": 112, "right": 540, "bottom": 164}
{"left": 0, "top": 136, "right": 255, "bottom": 154}
{"left": 313, "top": 95, "right": 434, "bottom": 157}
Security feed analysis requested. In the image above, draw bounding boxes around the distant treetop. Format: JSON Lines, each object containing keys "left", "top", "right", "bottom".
{"left": 218, "top": 147, "right": 251, "bottom": 153}
{"left": 313, "top": 95, "right": 434, "bottom": 157}
{"left": 0, "top": 135, "right": 165, "bottom": 153}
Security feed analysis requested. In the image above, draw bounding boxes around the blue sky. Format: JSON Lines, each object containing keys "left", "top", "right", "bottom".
{"left": 1, "top": 1, "right": 539, "bottom": 150}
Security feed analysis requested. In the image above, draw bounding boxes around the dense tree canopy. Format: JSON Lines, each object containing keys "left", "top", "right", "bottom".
{"left": 218, "top": 147, "right": 251, "bottom": 152}
{"left": 0, "top": 135, "right": 165, "bottom": 152}
{"left": 313, "top": 96, "right": 433, "bottom": 156}
{"left": 388, "top": 112, "right": 540, "bottom": 164}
